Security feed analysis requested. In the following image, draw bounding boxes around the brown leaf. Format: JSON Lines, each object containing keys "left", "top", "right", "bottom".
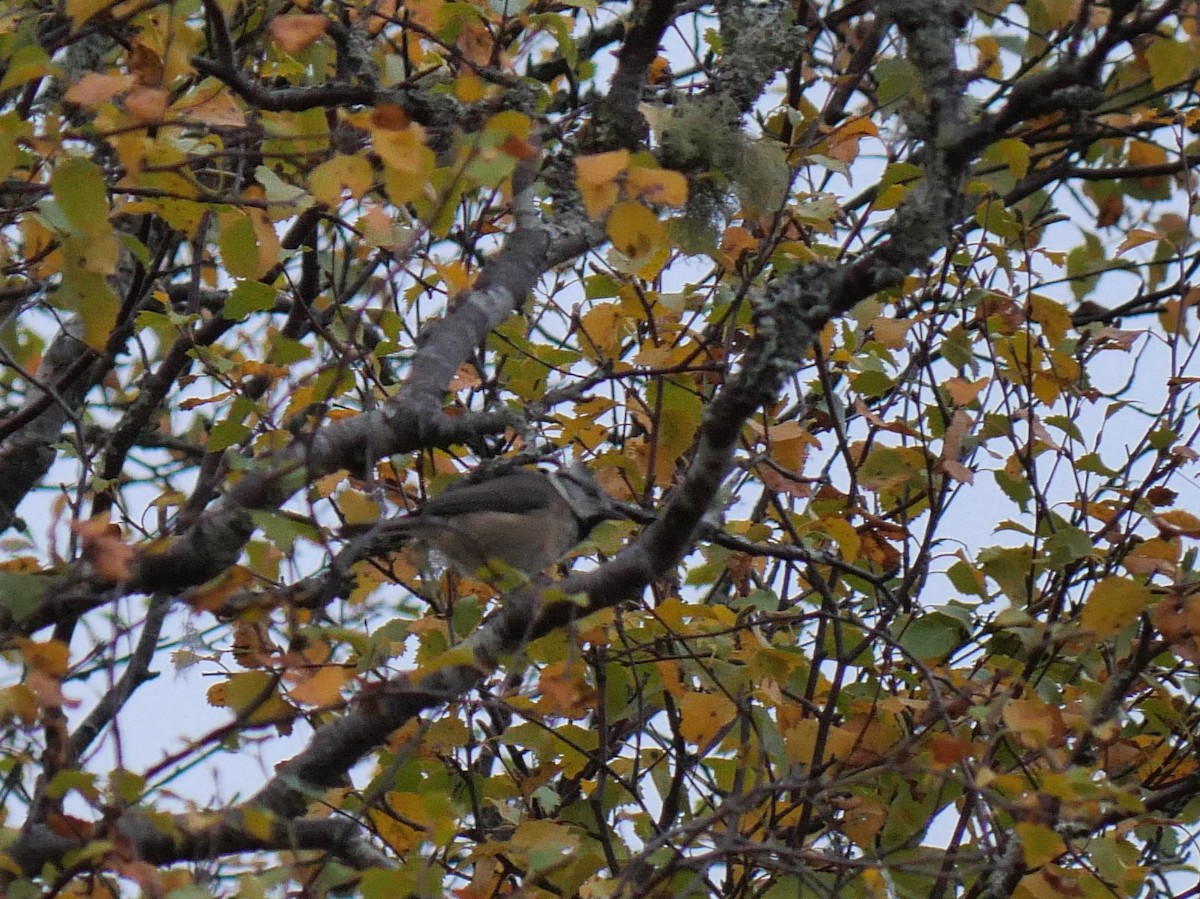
{"left": 26, "top": 669, "right": 75, "bottom": 710}
{"left": 1153, "top": 509, "right": 1200, "bottom": 539}
{"left": 127, "top": 42, "right": 164, "bottom": 87}
{"left": 1147, "top": 486, "right": 1179, "bottom": 507}
{"left": 72, "top": 519, "right": 135, "bottom": 583}
{"left": 47, "top": 812, "right": 95, "bottom": 841}
{"left": 232, "top": 620, "right": 278, "bottom": 669}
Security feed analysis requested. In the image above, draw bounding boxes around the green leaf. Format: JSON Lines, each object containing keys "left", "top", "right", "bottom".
{"left": 225, "top": 281, "right": 278, "bottom": 321}
{"left": 0, "top": 44, "right": 60, "bottom": 92}
{"left": 1040, "top": 527, "right": 1093, "bottom": 568}
{"left": 897, "top": 611, "right": 967, "bottom": 663}
{"left": 1145, "top": 37, "right": 1198, "bottom": 91}
{"left": 219, "top": 215, "right": 260, "bottom": 280}
{"left": 51, "top": 157, "right": 110, "bottom": 237}
{"left": 45, "top": 769, "right": 98, "bottom": 801}
{"left": 874, "top": 57, "right": 919, "bottom": 112}
{"left": 249, "top": 510, "right": 321, "bottom": 553}
{"left": 360, "top": 869, "right": 417, "bottom": 899}
{"left": 980, "top": 544, "right": 1034, "bottom": 605}
{"left": 0, "top": 574, "right": 48, "bottom": 623}
{"left": 109, "top": 768, "right": 147, "bottom": 804}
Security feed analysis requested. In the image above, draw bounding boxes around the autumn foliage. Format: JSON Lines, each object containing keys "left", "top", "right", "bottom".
{"left": 2, "top": 0, "right": 1200, "bottom": 897}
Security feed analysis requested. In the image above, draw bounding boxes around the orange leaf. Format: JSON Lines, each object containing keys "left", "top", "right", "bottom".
{"left": 19, "top": 639, "right": 69, "bottom": 677}
{"left": 288, "top": 664, "right": 354, "bottom": 707}
{"left": 185, "top": 564, "right": 256, "bottom": 613}
{"left": 124, "top": 86, "right": 169, "bottom": 123}
{"left": 575, "top": 150, "right": 630, "bottom": 185}
{"left": 65, "top": 72, "right": 133, "bottom": 107}
{"left": 930, "top": 735, "right": 974, "bottom": 766}
{"left": 269, "top": 14, "right": 328, "bottom": 55}
{"left": 720, "top": 225, "right": 758, "bottom": 267}
{"left": 576, "top": 150, "right": 629, "bottom": 218}
{"left": 175, "top": 86, "right": 246, "bottom": 127}
{"left": 944, "top": 376, "right": 989, "bottom": 406}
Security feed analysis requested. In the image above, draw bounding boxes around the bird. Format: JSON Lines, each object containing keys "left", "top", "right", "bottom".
{"left": 346, "top": 465, "right": 619, "bottom": 578}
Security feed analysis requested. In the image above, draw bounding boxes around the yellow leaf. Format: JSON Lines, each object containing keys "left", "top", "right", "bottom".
{"left": 1014, "top": 822, "right": 1066, "bottom": 868}
{"left": 1115, "top": 228, "right": 1160, "bottom": 257}
{"left": 818, "top": 516, "right": 861, "bottom": 563}
{"left": 1002, "top": 697, "right": 1064, "bottom": 748}
{"left": 1079, "top": 576, "right": 1152, "bottom": 640}
{"left": 575, "top": 150, "right": 629, "bottom": 218}
{"left": 606, "top": 201, "right": 665, "bottom": 261}
{"left": 626, "top": 164, "right": 688, "bottom": 206}
{"left": 240, "top": 807, "right": 276, "bottom": 841}
{"left": 1153, "top": 509, "right": 1200, "bottom": 538}
{"left": 338, "top": 489, "right": 381, "bottom": 526}
{"left": 1029, "top": 294, "right": 1071, "bottom": 346}
{"left": 784, "top": 718, "right": 858, "bottom": 766}
{"left": 308, "top": 153, "right": 374, "bottom": 206}
{"left": 1145, "top": 37, "right": 1199, "bottom": 91}
{"left": 1128, "top": 139, "right": 1167, "bottom": 169}
{"left": 1038, "top": 0, "right": 1078, "bottom": 30}
{"left": 371, "top": 105, "right": 433, "bottom": 175}
{"left": 66, "top": 0, "right": 115, "bottom": 25}
{"left": 677, "top": 691, "right": 737, "bottom": 748}
{"left": 454, "top": 70, "right": 485, "bottom": 102}
{"left": 485, "top": 109, "right": 532, "bottom": 139}
{"left": 0, "top": 685, "right": 39, "bottom": 725}
{"left": 369, "top": 791, "right": 432, "bottom": 853}
{"left": 973, "top": 35, "right": 1002, "bottom": 80}
{"left": 206, "top": 671, "right": 296, "bottom": 728}
{"left": 580, "top": 302, "right": 623, "bottom": 359}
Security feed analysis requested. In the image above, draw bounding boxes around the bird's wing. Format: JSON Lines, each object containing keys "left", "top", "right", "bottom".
{"left": 415, "top": 471, "right": 547, "bottom": 518}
